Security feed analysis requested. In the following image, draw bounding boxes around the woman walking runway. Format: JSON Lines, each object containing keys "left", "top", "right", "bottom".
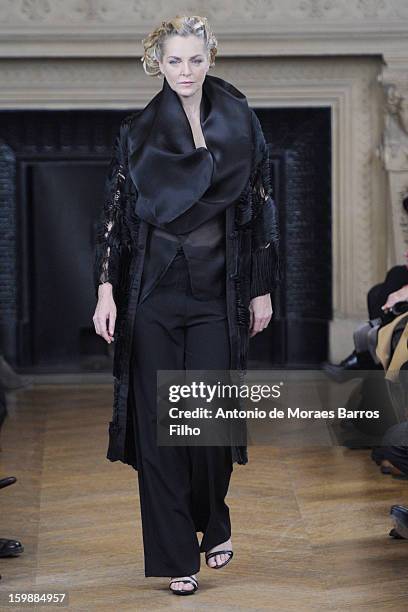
{"left": 93, "top": 15, "right": 280, "bottom": 595}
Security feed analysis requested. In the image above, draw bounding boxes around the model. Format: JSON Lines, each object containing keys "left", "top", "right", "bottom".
{"left": 93, "top": 14, "right": 280, "bottom": 596}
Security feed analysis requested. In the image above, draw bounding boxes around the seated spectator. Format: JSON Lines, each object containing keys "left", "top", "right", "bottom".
{"left": 323, "top": 260, "right": 408, "bottom": 382}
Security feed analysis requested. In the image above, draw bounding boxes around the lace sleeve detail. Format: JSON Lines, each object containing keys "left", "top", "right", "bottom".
{"left": 93, "top": 128, "right": 127, "bottom": 298}
{"left": 249, "top": 110, "right": 281, "bottom": 299}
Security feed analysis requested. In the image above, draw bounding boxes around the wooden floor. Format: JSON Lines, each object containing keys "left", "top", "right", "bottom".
{"left": 1, "top": 383, "right": 408, "bottom": 611}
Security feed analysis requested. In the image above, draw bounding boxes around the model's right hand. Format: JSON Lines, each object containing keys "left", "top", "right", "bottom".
{"left": 93, "top": 283, "right": 116, "bottom": 344}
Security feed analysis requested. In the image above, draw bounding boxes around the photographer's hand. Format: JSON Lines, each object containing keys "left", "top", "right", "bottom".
{"left": 381, "top": 285, "right": 408, "bottom": 312}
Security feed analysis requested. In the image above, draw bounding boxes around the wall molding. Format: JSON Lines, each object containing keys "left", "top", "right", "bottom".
{"left": 0, "top": 0, "right": 408, "bottom": 57}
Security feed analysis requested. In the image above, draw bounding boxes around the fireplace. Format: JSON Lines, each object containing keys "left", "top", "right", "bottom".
{"left": 0, "top": 106, "right": 331, "bottom": 372}
{"left": 250, "top": 106, "right": 332, "bottom": 367}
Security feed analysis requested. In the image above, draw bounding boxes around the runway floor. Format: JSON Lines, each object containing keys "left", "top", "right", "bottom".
{"left": 1, "top": 383, "right": 408, "bottom": 611}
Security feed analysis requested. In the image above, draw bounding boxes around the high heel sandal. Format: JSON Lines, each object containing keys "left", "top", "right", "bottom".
{"left": 205, "top": 549, "right": 234, "bottom": 569}
{"left": 168, "top": 575, "right": 198, "bottom": 595}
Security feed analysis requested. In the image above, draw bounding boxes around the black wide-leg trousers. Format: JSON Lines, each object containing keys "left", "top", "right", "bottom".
{"left": 130, "top": 249, "right": 233, "bottom": 577}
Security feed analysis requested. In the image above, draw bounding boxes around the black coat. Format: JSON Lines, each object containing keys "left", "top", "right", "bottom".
{"left": 93, "top": 107, "right": 280, "bottom": 470}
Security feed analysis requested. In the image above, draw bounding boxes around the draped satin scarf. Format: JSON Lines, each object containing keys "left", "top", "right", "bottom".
{"left": 127, "top": 74, "right": 253, "bottom": 235}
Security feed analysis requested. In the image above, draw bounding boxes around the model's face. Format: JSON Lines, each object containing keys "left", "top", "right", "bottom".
{"left": 158, "top": 34, "right": 210, "bottom": 98}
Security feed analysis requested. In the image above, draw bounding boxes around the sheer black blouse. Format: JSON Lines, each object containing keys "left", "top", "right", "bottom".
{"left": 138, "top": 210, "right": 226, "bottom": 304}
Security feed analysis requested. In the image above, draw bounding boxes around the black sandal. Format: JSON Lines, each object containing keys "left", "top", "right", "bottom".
{"left": 205, "top": 549, "right": 233, "bottom": 569}
{"left": 169, "top": 575, "right": 198, "bottom": 595}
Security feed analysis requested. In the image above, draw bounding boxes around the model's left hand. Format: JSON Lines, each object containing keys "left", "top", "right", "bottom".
{"left": 249, "top": 294, "right": 273, "bottom": 337}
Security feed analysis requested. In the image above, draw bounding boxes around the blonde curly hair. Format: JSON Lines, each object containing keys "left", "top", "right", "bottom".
{"left": 140, "top": 15, "right": 218, "bottom": 78}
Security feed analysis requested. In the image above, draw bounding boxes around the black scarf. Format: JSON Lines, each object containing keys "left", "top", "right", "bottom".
{"left": 127, "top": 73, "right": 252, "bottom": 235}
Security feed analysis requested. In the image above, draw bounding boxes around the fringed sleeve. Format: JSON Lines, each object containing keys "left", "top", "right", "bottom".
{"left": 93, "top": 125, "right": 127, "bottom": 300}
{"left": 249, "top": 110, "right": 281, "bottom": 299}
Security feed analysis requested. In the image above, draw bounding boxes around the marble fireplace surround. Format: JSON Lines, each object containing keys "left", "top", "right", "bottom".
{"left": 1, "top": 0, "right": 408, "bottom": 360}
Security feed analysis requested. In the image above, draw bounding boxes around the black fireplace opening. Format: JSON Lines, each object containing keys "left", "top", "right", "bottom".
{"left": 249, "top": 107, "right": 332, "bottom": 368}
{"left": 0, "top": 107, "right": 331, "bottom": 373}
